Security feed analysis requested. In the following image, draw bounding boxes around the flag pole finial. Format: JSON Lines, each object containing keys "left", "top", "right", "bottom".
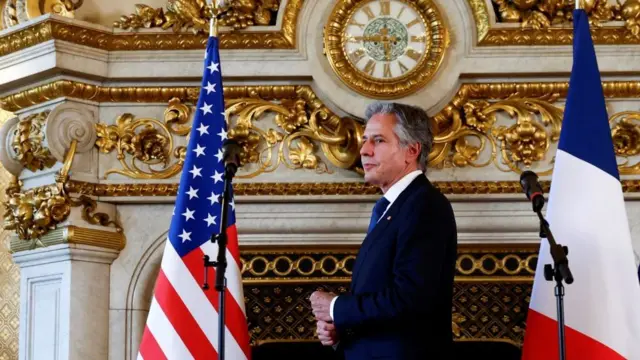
{"left": 208, "top": 0, "right": 217, "bottom": 37}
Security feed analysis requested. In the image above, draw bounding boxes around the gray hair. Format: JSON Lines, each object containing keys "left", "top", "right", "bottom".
{"left": 364, "top": 101, "right": 433, "bottom": 171}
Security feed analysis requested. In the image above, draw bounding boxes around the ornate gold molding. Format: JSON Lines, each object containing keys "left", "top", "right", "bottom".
{"left": 431, "top": 82, "right": 640, "bottom": 174}
{"left": 95, "top": 99, "right": 188, "bottom": 179}
{"left": 94, "top": 88, "right": 363, "bottom": 179}
{"left": 9, "top": 225, "right": 124, "bottom": 252}
{"left": 3, "top": 140, "right": 122, "bottom": 242}
{"left": 10, "top": 111, "right": 56, "bottom": 172}
{"left": 0, "top": 0, "right": 302, "bottom": 57}
{"left": 1, "top": 0, "right": 83, "bottom": 30}
{"left": 61, "top": 179, "right": 640, "bottom": 197}
{"left": 470, "top": 0, "right": 640, "bottom": 45}
{"left": 114, "top": 0, "right": 281, "bottom": 33}
{"left": 4, "top": 80, "right": 640, "bottom": 178}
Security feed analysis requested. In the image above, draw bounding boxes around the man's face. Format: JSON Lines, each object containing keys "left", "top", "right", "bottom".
{"left": 360, "top": 113, "right": 419, "bottom": 191}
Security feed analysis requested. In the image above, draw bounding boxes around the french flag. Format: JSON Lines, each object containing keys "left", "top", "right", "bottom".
{"left": 521, "top": 8, "right": 640, "bottom": 360}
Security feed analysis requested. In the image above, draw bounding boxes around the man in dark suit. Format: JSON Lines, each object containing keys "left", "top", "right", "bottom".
{"left": 309, "top": 102, "right": 458, "bottom": 359}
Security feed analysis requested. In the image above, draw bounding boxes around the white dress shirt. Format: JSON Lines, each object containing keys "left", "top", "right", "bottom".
{"left": 329, "top": 170, "right": 423, "bottom": 321}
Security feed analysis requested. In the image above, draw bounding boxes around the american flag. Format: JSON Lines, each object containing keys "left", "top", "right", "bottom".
{"left": 137, "top": 34, "right": 251, "bottom": 359}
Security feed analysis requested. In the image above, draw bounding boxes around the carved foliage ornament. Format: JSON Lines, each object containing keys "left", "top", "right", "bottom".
{"left": 94, "top": 86, "right": 364, "bottom": 179}
{"left": 0, "top": 0, "right": 302, "bottom": 57}
{"left": 2, "top": 177, "right": 69, "bottom": 240}
{"left": 114, "top": 0, "right": 280, "bottom": 33}
{"left": 3, "top": 140, "right": 122, "bottom": 241}
{"left": 0, "top": 0, "right": 82, "bottom": 30}
{"left": 470, "top": 0, "right": 640, "bottom": 45}
{"left": 429, "top": 83, "right": 640, "bottom": 175}
{"left": 10, "top": 111, "right": 56, "bottom": 172}
{"left": 95, "top": 99, "right": 187, "bottom": 179}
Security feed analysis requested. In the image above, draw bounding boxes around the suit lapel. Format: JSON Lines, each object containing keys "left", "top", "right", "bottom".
{"left": 350, "top": 175, "right": 428, "bottom": 291}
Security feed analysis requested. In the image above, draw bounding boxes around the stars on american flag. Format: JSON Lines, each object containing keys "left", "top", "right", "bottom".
{"left": 166, "top": 57, "right": 237, "bottom": 257}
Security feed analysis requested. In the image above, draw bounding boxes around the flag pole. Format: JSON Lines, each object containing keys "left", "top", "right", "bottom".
{"left": 576, "top": 0, "right": 580, "bottom": 9}
{"left": 209, "top": 0, "right": 217, "bottom": 37}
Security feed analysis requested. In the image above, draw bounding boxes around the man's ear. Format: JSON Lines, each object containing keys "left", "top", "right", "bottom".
{"left": 406, "top": 142, "right": 421, "bottom": 162}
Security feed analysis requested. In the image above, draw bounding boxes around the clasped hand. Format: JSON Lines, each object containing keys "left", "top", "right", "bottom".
{"left": 310, "top": 290, "right": 338, "bottom": 346}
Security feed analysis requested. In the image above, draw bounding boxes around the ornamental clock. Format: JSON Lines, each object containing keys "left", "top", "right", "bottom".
{"left": 324, "top": 0, "right": 448, "bottom": 99}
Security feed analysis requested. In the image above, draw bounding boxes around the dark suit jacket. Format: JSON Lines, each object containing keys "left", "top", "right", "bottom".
{"left": 333, "top": 174, "right": 458, "bottom": 360}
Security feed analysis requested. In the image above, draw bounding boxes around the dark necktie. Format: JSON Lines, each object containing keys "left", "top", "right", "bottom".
{"left": 367, "top": 197, "right": 390, "bottom": 234}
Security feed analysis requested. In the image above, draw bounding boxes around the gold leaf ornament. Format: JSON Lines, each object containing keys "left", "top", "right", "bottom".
{"left": 95, "top": 111, "right": 183, "bottom": 179}
{"left": 611, "top": 111, "right": 640, "bottom": 174}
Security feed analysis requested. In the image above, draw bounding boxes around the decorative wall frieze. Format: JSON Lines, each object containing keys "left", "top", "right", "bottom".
{"left": 0, "top": 0, "right": 301, "bottom": 57}
{"left": 3, "top": 81, "right": 640, "bottom": 185}
{"left": 114, "top": 0, "right": 281, "bottom": 33}
{"left": 0, "top": 0, "right": 83, "bottom": 30}
{"left": 58, "top": 178, "right": 640, "bottom": 196}
{"left": 241, "top": 244, "right": 536, "bottom": 347}
{"left": 432, "top": 82, "right": 640, "bottom": 175}
{"left": 94, "top": 87, "right": 364, "bottom": 179}
{"left": 469, "top": 0, "right": 640, "bottom": 45}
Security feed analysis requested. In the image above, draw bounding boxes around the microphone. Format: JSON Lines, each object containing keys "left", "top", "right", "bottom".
{"left": 520, "top": 170, "right": 545, "bottom": 212}
{"left": 222, "top": 139, "right": 242, "bottom": 177}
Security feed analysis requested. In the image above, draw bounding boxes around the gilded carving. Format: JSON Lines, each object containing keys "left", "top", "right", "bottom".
{"left": 0, "top": 0, "right": 301, "bottom": 56}
{"left": 0, "top": 0, "right": 82, "bottom": 30}
{"left": 225, "top": 86, "right": 363, "bottom": 177}
{"left": 3, "top": 140, "right": 121, "bottom": 242}
{"left": 4, "top": 80, "right": 640, "bottom": 179}
{"left": 469, "top": 0, "right": 640, "bottom": 45}
{"left": 114, "top": 0, "right": 280, "bottom": 33}
{"left": 611, "top": 111, "right": 640, "bottom": 174}
{"left": 10, "top": 111, "right": 56, "bottom": 172}
{"left": 3, "top": 177, "right": 70, "bottom": 240}
{"left": 431, "top": 83, "right": 640, "bottom": 175}
{"left": 94, "top": 88, "right": 363, "bottom": 179}
{"left": 95, "top": 103, "right": 187, "bottom": 179}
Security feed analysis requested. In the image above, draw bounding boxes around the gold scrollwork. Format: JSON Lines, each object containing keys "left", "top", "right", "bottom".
{"left": 94, "top": 87, "right": 363, "bottom": 179}
{"left": 432, "top": 84, "right": 640, "bottom": 175}
{"left": 226, "top": 86, "right": 363, "bottom": 178}
{"left": 114, "top": 0, "right": 280, "bottom": 33}
{"left": 470, "top": 0, "right": 640, "bottom": 45}
{"left": 95, "top": 99, "right": 188, "bottom": 179}
{"left": 431, "top": 92, "right": 564, "bottom": 174}
{"left": 11, "top": 111, "right": 56, "bottom": 172}
{"left": 611, "top": 111, "right": 640, "bottom": 174}
{"left": 56, "top": 141, "right": 122, "bottom": 233}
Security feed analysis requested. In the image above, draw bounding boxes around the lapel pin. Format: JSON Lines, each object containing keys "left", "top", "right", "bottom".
{"left": 387, "top": 216, "right": 392, "bottom": 220}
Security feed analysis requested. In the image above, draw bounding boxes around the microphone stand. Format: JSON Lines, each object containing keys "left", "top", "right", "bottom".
{"left": 534, "top": 208, "right": 573, "bottom": 360}
{"left": 202, "top": 161, "right": 237, "bottom": 360}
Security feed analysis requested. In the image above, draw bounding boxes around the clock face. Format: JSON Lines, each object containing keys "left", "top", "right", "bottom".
{"left": 324, "top": 0, "right": 447, "bottom": 99}
{"left": 344, "top": 0, "right": 428, "bottom": 80}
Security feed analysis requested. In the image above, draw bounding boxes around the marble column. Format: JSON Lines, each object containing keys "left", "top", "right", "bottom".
{"left": 12, "top": 242, "right": 120, "bottom": 360}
